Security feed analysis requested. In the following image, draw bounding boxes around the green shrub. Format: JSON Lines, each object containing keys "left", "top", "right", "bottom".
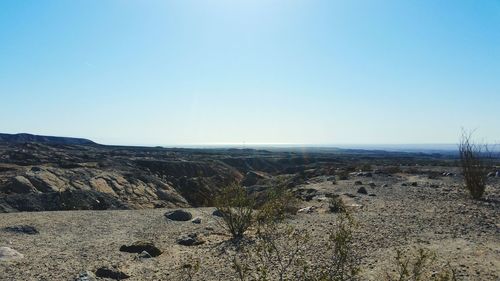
{"left": 214, "top": 184, "right": 255, "bottom": 239}
{"left": 384, "top": 248, "right": 457, "bottom": 281}
{"left": 328, "top": 196, "right": 347, "bottom": 213}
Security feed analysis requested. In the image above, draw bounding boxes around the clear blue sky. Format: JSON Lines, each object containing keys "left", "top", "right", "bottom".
{"left": 1, "top": 0, "right": 499, "bottom": 146}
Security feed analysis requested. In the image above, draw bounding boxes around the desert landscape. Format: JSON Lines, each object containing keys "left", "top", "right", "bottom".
{"left": 0, "top": 134, "right": 498, "bottom": 280}
{"left": 1, "top": 1, "right": 499, "bottom": 280}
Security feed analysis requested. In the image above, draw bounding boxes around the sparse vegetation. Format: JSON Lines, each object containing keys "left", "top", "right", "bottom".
{"left": 214, "top": 184, "right": 255, "bottom": 239}
{"left": 384, "top": 248, "right": 457, "bottom": 281}
{"left": 328, "top": 196, "right": 347, "bottom": 213}
{"left": 179, "top": 256, "right": 201, "bottom": 281}
{"left": 459, "top": 130, "right": 490, "bottom": 199}
{"left": 231, "top": 213, "right": 359, "bottom": 281}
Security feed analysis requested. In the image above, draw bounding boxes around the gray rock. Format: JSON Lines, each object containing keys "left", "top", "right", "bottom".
{"left": 165, "top": 209, "right": 192, "bottom": 221}
{"left": 138, "top": 251, "right": 152, "bottom": 259}
{"left": 95, "top": 266, "right": 130, "bottom": 280}
{"left": 75, "top": 271, "right": 97, "bottom": 281}
{"left": 191, "top": 217, "right": 202, "bottom": 224}
{"left": 0, "top": 247, "right": 24, "bottom": 261}
{"left": 212, "top": 209, "right": 224, "bottom": 217}
{"left": 357, "top": 187, "right": 368, "bottom": 195}
{"left": 177, "top": 233, "right": 205, "bottom": 246}
{"left": 411, "top": 182, "right": 418, "bottom": 187}
{"left": 382, "top": 184, "right": 389, "bottom": 188}
{"left": 368, "top": 182, "right": 376, "bottom": 188}
{"left": 119, "top": 241, "right": 162, "bottom": 257}
{"left": 4, "top": 225, "right": 39, "bottom": 235}
{"left": 354, "top": 181, "right": 363, "bottom": 185}
{"left": 487, "top": 172, "right": 495, "bottom": 177}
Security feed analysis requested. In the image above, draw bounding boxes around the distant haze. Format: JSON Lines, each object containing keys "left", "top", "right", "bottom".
{"left": 1, "top": 1, "right": 499, "bottom": 145}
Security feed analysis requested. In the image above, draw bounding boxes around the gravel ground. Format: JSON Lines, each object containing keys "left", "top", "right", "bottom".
{"left": 0, "top": 172, "right": 499, "bottom": 280}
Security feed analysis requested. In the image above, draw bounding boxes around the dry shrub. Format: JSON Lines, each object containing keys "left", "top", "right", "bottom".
{"left": 459, "top": 130, "right": 489, "bottom": 199}
{"left": 256, "top": 184, "right": 299, "bottom": 224}
{"left": 384, "top": 248, "right": 457, "bottom": 281}
{"left": 232, "top": 214, "right": 360, "bottom": 281}
{"left": 214, "top": 184, "right": 255, "bottom": 239}
{"left": 328, "top": 196, "right": 347, "bottom": 213}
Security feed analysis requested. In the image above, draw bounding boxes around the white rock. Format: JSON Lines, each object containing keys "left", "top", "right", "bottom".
{"left": 0, "top": 247, "right": 24, "bottom": 261}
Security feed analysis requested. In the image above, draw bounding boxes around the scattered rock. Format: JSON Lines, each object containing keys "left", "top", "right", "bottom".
{"left": 95, "top": 266, "right": 130, "bottom": 280}
{"left": 401, "top": 183, "right": 408, "bottom": 187}
{"left": 0, "top": 247, "right": 24, "bottom": 261}
{"left": 212, "top": 209, "right": 224, "bottom": 217}
{"left": 368, "top": 182, "right": 376, "bottom": 188}
{"left": 164, "top": 209, "right": 192, "bottom": 221}
{"left": 297, "top": 206, "right": 316, "bottom": 214}
{"left": 357, "top": 187, "right": 368, "bottom": 195}
{"left": 382, "top": 184, "right": 389, "bottom": 188}
{"left": 75, "top": 271, "right": 97, "bottom": 281}
{"left": 411, "top": 182, "right": 418, "bottom": 187}
{"left": 4, "top": 225, "right": 39, "bottom": 235}
{"left": 343, "top": 193, "right": 357, "bottom": 198}
{"left": 354, "top": 181, "right": 363, "bottom": 185}
{"left": 177, "top": 233, "right": 205, "bottom": 246}
{"left": 368, "top": 194, "right": 376, "bottom": 197}
{"left": 191, "top": 217, "right": 202, "bottom": 224}
{"left": 357, "top": 172, "right": 373, "bottom": 177}
{"left": 487, "top": 172, "right": 495, "bottom": 178}
{"left": 119, "top": 241, "right": 162, "bottom": 257}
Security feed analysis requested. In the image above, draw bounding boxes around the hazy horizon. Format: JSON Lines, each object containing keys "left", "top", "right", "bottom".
{"left": 1, "top": 1, "right": 499, "bottom": 145}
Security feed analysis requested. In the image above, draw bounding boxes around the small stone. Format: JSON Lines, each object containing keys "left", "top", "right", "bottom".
{"left": 4, "top": 225, "right": 39, "bottom": 235}
{"left": 357, "top": 187, "right": 368, "bottom": 195}
{"left": 177, "top": 233, "right": 205, "bottom": 246}
{"left": 95, "top": 266, "right": 130, "bottom": 280}
{"left": 0, "top": 247, "right": 24, "bottom": 261}
{"left": 191, "top": 217, "right": 202, "bottom": 224}
{"left": 368, "top": 182, "right": 376, "bottom": 188}
{"left": 75, "top": 271, "right": 97, "bottom": 281}
{"left": 354, "top": 181, "right": 363, "bottom": 185}
{"left": 138, "top": 251, "right": 152, "bottom": 259}
{"left": 164, "top": 210, "right": 192, "bottom": 221}
{"left": 411, "top": 182, "right": 418, "bottom": 187}
{"left": 212, "top": 209, "right": 224, "bottom": 217}
{"left": 382, "top": 184, "right": 389, "bottom": 188}
{"left": 119, "top": 241, "right": 162, "bottom": 257}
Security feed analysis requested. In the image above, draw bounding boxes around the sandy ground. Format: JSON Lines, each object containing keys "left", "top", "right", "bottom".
{"left": 0, "top": 172, "right": 499, "bottom": 281}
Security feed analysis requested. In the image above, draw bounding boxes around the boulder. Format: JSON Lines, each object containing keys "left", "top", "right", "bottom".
{"left": 119, "top": 241, "right": 162, "bottom": 257}
{"left": 4, "top": 225, "right": 39, "bottom": 235}
{"left": 0, "top": 247, "right": 24, "bottom": 261}
{"left": 95, "top": 266, "right": 130, "bottom": 280}
{"left": 165, "top": 210, "right": 192, "bottom": 221}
